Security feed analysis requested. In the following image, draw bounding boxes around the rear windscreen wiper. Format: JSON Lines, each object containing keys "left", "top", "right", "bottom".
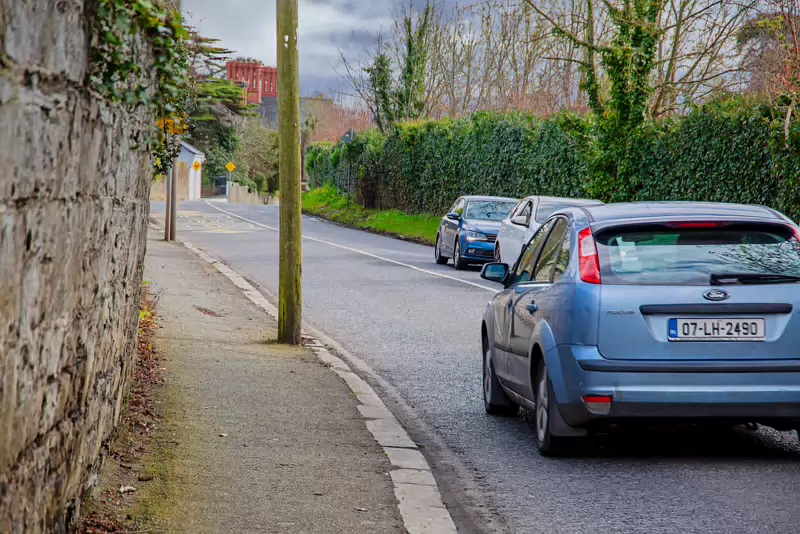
{"left": 710, "top": 272, "right": 800, "bottom": 285}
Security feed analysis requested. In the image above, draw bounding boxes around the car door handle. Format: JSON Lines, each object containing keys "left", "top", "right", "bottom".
{"left": 526, "top": 303, "right": 539, "bottom": 314}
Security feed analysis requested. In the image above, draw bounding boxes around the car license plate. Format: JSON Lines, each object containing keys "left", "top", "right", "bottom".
{"left": 668, "top": 318, "right": 765, "bottom": 341}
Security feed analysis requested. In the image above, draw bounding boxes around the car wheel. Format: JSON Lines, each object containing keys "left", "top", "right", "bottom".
{"left": 453, "top": 238, "right": 467, "bottom": 270}
{"left": 483, "top": 342, "right": 518, "bottom": 416}
{"left": 494, "top": 243, "right": 501, "bottom": 263}
{"left": 434, "top": 233, "right": 448, "bottom": 265}
{"left": 534, "top": 359, "right": 570, "bottom": 457}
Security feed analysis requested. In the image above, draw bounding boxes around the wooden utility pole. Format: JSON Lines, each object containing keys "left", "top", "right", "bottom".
{"left": 164, "top": 167, "right": 172, "bottom": 240}
{"left": 277, "top": 0, "right": 302, "bottom": 344}
{"left": 169, "top": 158, "right": 177, "bottom": 241}
{"left": 168, "top": 0, "right": 182, "bottom": 242}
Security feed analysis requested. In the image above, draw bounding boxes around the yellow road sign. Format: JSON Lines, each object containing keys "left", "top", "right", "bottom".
{"left": 225, "top": 162, "right": 236, "bottom": 173}
{"left": 193, "top": 161, "right": 202, "bottom": 172}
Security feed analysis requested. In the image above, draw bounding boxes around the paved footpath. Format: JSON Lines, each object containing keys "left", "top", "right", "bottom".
{"left": 143, "top": 228, "right": 455, "bottom": 533}
{"left": 150, "top": 201, "right": 800, "bottom": 534}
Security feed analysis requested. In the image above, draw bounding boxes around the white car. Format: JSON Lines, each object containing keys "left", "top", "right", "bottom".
{"left": 494, "top": 196, "right": 603, "bottom": 264}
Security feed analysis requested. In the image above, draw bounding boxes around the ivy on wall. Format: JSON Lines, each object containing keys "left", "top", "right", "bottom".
{"left": 88, "top": 0, "right": 193, "bottom": 175}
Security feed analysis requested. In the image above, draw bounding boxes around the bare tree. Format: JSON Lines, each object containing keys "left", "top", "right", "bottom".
{"left": 339, "top": 0, "right": 760, "bottom": 121}
{"left": 423, "top": 0, "right": 583, "bottom": 117}
{"left": 651, "top": 0, "right": 760, "bottom": 116}
{"left": 305, "top": 96, "right": 373, "bottom": 144}
{"left": 527, "top": 0, "right": 761, "bottom": 117}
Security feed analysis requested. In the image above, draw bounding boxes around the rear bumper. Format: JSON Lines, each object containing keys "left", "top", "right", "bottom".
{"left": 461, "top": 239, "right": 496, "bottom": 262}
{"left": 550, "top": 345, "right": 800, "bottom": 427}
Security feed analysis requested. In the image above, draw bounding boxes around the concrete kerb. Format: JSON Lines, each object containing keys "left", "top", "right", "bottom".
{"left": 175, "top": 237, "right": 458, "bottom": 534}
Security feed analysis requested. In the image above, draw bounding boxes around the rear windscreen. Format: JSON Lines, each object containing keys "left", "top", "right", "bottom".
{"left": 535, "top": 201, "right": 599, "bottom": 223}
{"left": 595, "top": 223, "right": 800, "bottom": 285}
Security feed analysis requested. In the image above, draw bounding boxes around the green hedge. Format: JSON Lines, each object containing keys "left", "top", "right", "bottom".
{"left": 635, "top": 100, "right": 800, "bottom": 219}
{"left": 306, "top": 97, "right": 800, "bottom": 220}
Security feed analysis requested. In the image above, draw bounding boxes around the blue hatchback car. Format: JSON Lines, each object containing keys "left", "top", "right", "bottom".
{"left": 435, "top": 196, "right": 518, "bottom": 269}
{"left": 480, "top": 202, "right": 800, "bottom": 455}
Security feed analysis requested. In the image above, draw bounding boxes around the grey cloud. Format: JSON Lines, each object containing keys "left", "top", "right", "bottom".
{"left": 303, "top": 0, "right": 394, "bottom": 18}
{"left": 182, "top": 0, "right": 466, "bottom": 96}
{"left": 326, "top": 28, "right": 380, "bottom": 49}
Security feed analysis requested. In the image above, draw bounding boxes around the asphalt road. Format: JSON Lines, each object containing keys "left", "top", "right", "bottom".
{"left": 152, "top": 200, "right": 800, "bottom": 533}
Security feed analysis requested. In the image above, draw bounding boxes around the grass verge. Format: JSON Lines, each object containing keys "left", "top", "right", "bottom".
{"left": 302, "top": 184, "right": 440, "bottom": 245}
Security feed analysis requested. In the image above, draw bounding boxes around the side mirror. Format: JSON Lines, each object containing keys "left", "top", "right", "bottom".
{"left": 511, "top": 215, "right": 528, "bottom": 226}
{"left": 446, "top": 212, "right": 461, "bottom": 221}
{"left": 481, "top": 262, "right": 509, "bottom": 284}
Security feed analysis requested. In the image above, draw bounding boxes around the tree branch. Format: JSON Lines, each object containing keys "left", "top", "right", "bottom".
{"left": 524, "top": 0, "right": 608, "bottom": 52}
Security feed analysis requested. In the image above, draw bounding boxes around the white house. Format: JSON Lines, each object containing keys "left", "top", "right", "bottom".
{"left": 179, "top": 141, "right": 205, "bottom": 201}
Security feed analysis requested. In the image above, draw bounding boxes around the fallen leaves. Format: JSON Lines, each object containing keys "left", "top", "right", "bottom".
{"left": 78, "top": 285, "right": 166, "bottom": 533}
{"left": 194, "top": 305, "right": 223, "bottom": 317}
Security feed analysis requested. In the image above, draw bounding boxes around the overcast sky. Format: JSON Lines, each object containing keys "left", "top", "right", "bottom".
{"left": 183, "top": 0, "right": 402, "bottom": 97}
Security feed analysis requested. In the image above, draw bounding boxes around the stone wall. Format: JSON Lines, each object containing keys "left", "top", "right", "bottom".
{"left": 228, "top": 182, "right": 264, "bottom": 205}
{"left": 0, "top": 1, "right": 154, "bottom": 531}
{"left": 226, "top": 182, "right": 280, "bottom": 205}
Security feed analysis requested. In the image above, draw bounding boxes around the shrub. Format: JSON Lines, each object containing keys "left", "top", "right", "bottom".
{"left": 253, "top": 173, "right": 267, "bottom": 194}
{"left": 306, "top": 97, "right": 800, "bottom": 219}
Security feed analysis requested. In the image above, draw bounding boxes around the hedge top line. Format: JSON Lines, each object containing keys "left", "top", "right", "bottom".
{"left": 306, "top": 96, "right": 800, "bottom": 222}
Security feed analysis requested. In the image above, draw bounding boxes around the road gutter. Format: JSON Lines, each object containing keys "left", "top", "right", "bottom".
{"left": 180, "top": 239, "right": 458, "bottom": 534}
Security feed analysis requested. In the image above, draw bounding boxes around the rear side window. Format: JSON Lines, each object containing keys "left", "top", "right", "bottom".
{"left": 533, "top": 218, "right": 568, "bottom": 282}
{"left": 595, "top": 223, "right": 800, "bottom": 285}
{"left": 552, "top": 230, "right": 571, "bottom": 282}
{"left": 515, "top": 219, "right": 554, "bottom": 282}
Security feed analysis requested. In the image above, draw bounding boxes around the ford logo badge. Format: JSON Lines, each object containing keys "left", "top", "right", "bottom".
{"left": 703, "top": 289, "right": 730, "bottom": 301}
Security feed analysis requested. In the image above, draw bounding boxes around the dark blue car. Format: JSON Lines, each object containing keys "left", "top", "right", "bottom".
{"left": 435, "top": 196, "right": 518, "bottom": 269}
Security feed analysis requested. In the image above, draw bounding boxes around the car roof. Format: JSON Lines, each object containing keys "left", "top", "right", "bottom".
{"left": 461, "top": 195, "right": 518, "bottom": 202}
{"left": 521, "top": 195, "right": 603, "bottom": 205}
{"left": 580, "top": 201, "right": 784, "bottom": 224}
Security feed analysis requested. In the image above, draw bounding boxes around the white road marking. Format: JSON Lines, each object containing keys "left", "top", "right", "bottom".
{"left": 203, "top": 201, "right": 500, "bottom": 293}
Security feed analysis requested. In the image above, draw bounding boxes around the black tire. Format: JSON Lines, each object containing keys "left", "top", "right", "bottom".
{"left": 483, "top": 341, "right": 518, "bottom": 416}
{"left": 534, "top": 359, "right": 571, "bottom": 457}
{"left": 494, "top": 243, "right": 501, "bottom": 263}
{"left": 453, "top": 238, "right": 467, "bottom": 270}
{"left": 434, "top": 233, "right": 448, "bottom": 264}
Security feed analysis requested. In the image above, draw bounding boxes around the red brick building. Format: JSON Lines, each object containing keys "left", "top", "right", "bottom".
{"left": 226, "top": 61, "right": 278, "bottom": 104}
{"left": 225, "top": 59, "right": 333, "bottom": 130}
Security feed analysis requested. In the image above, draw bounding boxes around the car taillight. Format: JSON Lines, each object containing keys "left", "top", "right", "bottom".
{"left": 578, "top": 227, "right": 601, "bottom": 284}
